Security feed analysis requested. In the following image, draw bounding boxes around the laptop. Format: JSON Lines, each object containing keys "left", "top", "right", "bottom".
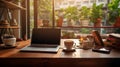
{"left": 20, "top": 28, "right": 61, "bottom": 53}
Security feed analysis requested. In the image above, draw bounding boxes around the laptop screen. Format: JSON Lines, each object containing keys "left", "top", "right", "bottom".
{"left": 31, "top": 28, "right": 61, "bottom": 46}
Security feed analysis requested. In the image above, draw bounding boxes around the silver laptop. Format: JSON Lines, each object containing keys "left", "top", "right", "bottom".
{"left": 20, "top": 28, "right": 61, "bottom": 53}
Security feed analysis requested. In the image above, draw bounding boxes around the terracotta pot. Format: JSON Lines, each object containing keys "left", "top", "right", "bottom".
{"left": 57, "top": 17, "right": 63, "bottom": 27}
{"left": 42, "top": 20, "right": 49, "bottom": 27}
{"left": 94, "top": 18, "right": 101, "bottom": 27}
{"left": 113, "top": 16, "right": 120, "bottom": 27}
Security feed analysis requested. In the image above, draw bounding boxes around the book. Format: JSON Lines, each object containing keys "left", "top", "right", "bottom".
{"left": 107, "top": 33, "right": 120, "bottom": 49}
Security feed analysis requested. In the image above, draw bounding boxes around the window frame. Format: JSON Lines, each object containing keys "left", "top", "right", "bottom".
{"left": 27, "top": 0, "right": 120, "bottom": 39}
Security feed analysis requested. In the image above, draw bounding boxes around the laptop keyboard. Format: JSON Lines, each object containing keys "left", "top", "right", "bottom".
{"left": 30, "top": 44, "right": 59, "bottom": 48}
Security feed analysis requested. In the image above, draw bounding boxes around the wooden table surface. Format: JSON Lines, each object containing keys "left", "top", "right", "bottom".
{"left": 0, "top": 39, "right": 120, "bottom": 58}
{"left": 0, "top": 39, "right": 120, "bottom": 67}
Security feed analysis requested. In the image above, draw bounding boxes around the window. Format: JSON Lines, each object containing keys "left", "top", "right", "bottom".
{"left": 98, "top": 0, "right": 104, "bottom": 2}
{"left": 37, "top": 0, "right": 52, "bottom": 27}
{"left": 29, "top": 0, "right": 120, "bottom": 39}
{"left": 83, "top": 1, "right": 89, "bottom": 4}
{"left": 69, "top": 1, "right": 74, "bottom": 5}
{"left": 76, "top": 2, "right": 81, "bottom": 4}
{"left": 30, "top": 0, "right": 34, "bottom": 34}
{"left": 90, "top": 0, "right": 95, "bottom": 3}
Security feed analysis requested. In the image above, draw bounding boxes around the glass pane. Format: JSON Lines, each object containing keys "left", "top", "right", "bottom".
{"left": 54, "top": 0, "right": 110, "bottom": 27}
{"left": 37, "top": 0, "right": 52, "bottom": 27}
{"left": 31, "top": 0, "right": 120, "bottom": 39}
{"left": 54, "top": 0, "right": 119, "bottom": 35}
{"left": 30, "top": 0, "right": 34, "bottom": 36}
{"left": 61, "top": 27, "right": 115, "bottom": 39}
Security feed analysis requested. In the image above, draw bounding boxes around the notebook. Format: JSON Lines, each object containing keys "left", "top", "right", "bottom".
{"left": 20, "top": 28, "right": 61, "bottom": 53}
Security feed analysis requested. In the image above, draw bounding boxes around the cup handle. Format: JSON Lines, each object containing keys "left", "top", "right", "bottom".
{"left": 73, "top": 43, "right": 76, "bottom": 48}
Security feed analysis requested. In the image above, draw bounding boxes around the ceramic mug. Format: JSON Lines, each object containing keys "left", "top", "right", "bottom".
{"left": 64, "top": 40, "right": 75, "bottom": 50}
{"left": 3, "top": 37, "right": 16, "bottom": 46}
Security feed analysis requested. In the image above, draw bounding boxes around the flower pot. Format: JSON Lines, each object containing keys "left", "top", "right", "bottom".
{"left": 94, "top": 18, "right": 101, "bottom": 27}
{"left": 113, "top": 16, "right": 120, "bottom": 27}
{"left": 42, "top": 20, "right": 49, "bottom": 27}
{"left": 56, "top": 17, "right": 63, "bottom": 27}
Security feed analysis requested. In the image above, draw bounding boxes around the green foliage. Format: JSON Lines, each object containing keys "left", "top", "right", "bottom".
{"left": 80, "top": 28, "right": 91, "bottom": 34}
{"left": 62, "top": 31, "right": 76, "bottom": 38}
{"left": 55, "top": 8, "right": 64, "bottom": 18}
{"left": 108, "top": 0, "right": 120, "bottom": 23}
{"left": 38, "top": 0, "right": 52, "bottom": 20}
{"left": 90, "top": 3, "right": 103, "bottom": 23}
{"left": 64, "top": 6, "right": 79, "bottom": 21}
{"left": 79, "top": 6, "right": 91, "bottom": 19}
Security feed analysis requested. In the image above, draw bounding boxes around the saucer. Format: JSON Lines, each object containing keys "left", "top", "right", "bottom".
{"left": 63, "top": 48, "right": 75, "bottom": 52}
{"left": 0, "top": 45, "right": 17, "bottom": 49}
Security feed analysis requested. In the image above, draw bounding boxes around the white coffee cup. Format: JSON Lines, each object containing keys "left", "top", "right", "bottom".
{"left": 3, "top": 38, "right": 16, "bottom": 46}
{"left": 64, "top": 40, "right": 75, "bottom": 50}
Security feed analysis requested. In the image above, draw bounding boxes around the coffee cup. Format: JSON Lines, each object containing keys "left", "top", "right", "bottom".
{"left": 64, "top": 40, "right": 75, "bottom": 50}
{"left": 3, "top": 37, "right": 16, "bottom": 46}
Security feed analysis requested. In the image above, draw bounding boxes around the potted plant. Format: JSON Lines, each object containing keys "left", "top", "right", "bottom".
{"left": 90, "top": 3, "right": 103, "bottom": 27}
{"left": 108, "top": 0, "right": 120, "bottom": 27}
{"left": 61, "top": 31, "right": 75, "bottom": 39}
{"left": 55, "top": 9, "right": 64, "bottom": 27}
{"left": 42, "top": 19, "right": 49, "bottom": 27}
{"left": 79, "top": 6, "right": 91, "bottom": 26}
{"left": 56, "top": 12, "right": 63, "bottom": 27}
{"left": 64, "top": 6, "right": 79, "bottom": 26}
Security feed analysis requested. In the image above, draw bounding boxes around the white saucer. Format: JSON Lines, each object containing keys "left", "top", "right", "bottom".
{"left": 0, "top": 45, "right": 17, "bottom": 49}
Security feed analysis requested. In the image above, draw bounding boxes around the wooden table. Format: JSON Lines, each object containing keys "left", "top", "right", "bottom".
{"left": 0, "top": 39, "right": 120, "bottom": 67}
